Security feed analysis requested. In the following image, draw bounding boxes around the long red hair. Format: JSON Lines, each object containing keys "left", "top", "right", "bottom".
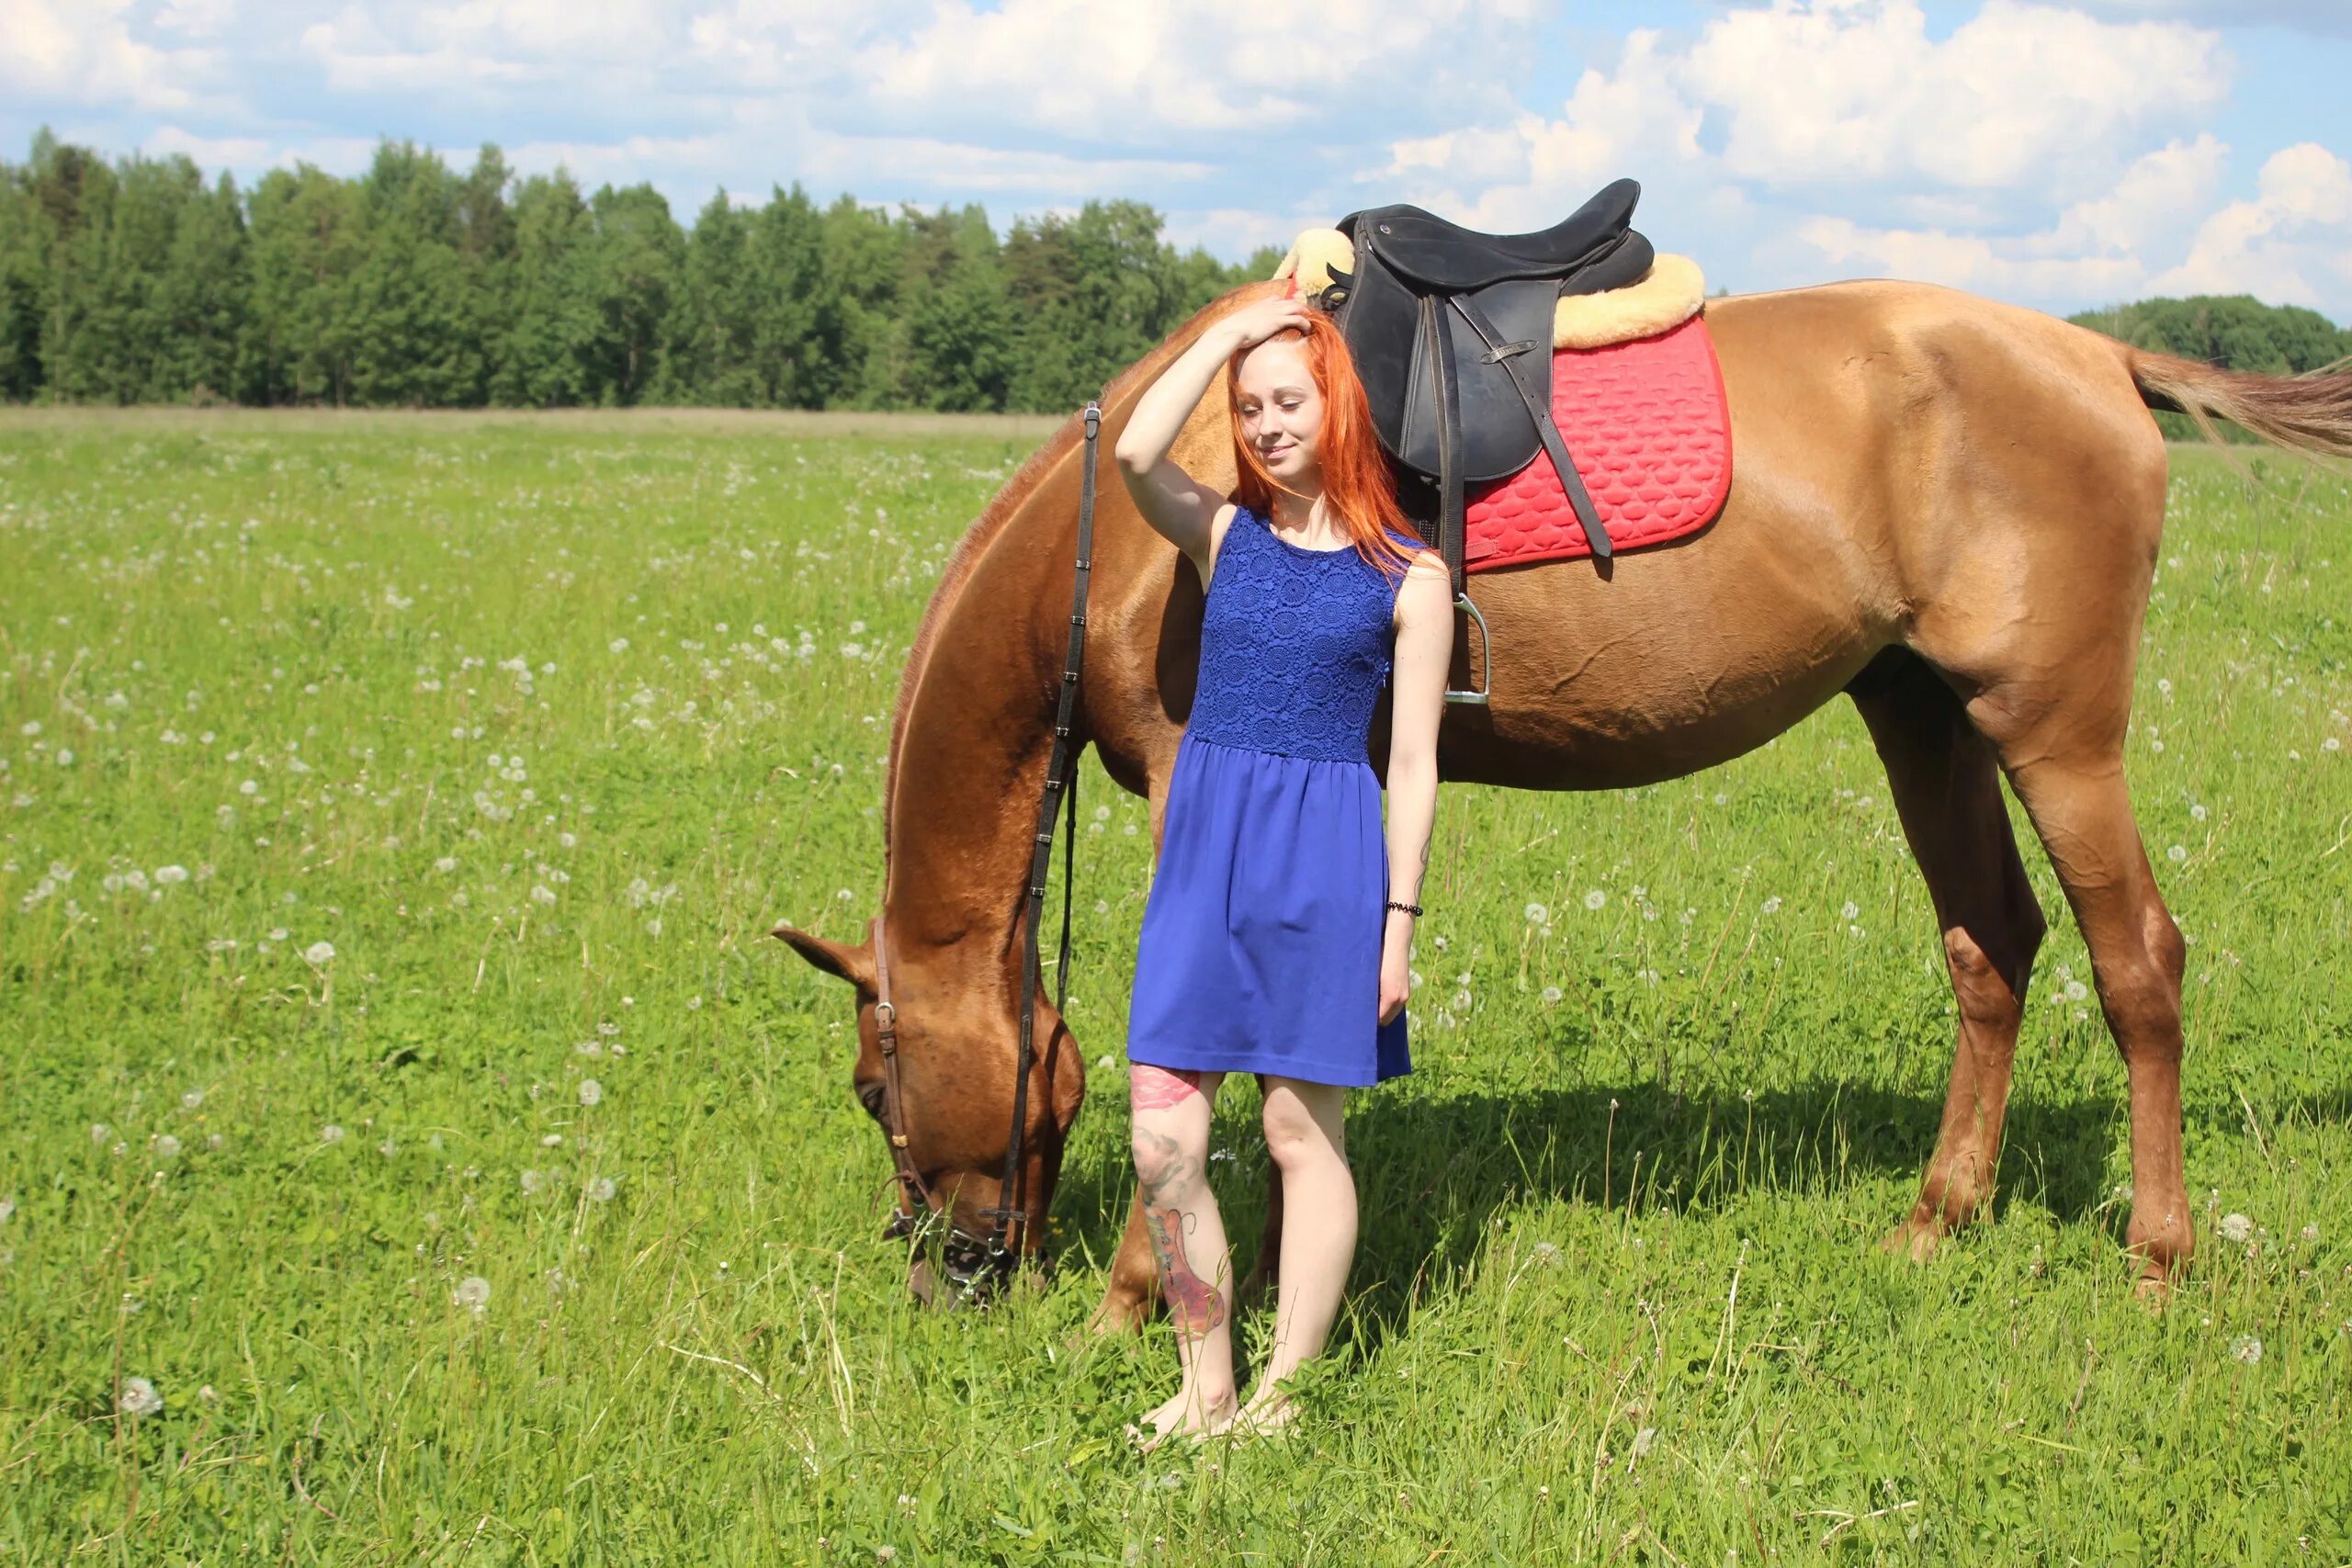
{"left": 1227, "top": 310, "right": 1423, "bottom": 583}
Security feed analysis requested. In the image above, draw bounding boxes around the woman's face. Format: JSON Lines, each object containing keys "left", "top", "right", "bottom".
{"left": 1234, "top": 337, "right": 1326, "bottom": 489}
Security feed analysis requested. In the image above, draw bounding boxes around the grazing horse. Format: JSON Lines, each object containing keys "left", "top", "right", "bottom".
{"left": 774, "top": 276, "right": 2352, "bottom": 1323}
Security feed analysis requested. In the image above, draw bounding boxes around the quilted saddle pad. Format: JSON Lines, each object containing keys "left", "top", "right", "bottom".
{"left": 1464, "top": 313, "right": 1732, "bottom": 570}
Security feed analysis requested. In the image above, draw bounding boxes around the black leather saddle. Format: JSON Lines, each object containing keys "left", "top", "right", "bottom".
{"left": 1325, "top": 178, "right": 1655, "bottom": 595}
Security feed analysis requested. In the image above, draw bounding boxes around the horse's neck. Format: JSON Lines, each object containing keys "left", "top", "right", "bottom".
{"left": 884, "top": 491, "right": 1071, "bottom": 967}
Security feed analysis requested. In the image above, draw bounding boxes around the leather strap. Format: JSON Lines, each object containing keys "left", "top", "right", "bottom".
{"left": 985, "top": 400, "right": 1102, "bottom": 1264}
{"left": 868, "top": 910, "right": 934, "bottom": 1220}
{"left": 1448, "top": 293, "right": 1613, "bottom": 559}
{"left": 1427, "top": 294, "right": 1467, "bottom": 601}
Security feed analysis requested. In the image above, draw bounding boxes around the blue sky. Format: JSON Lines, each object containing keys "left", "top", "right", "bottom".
{"left": 6, "top": 0, "right": 2346, "bottom": 321}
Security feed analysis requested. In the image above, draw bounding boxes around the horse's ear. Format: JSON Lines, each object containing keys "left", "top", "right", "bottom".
{"left": 771, "top": 921, "right": 877, "bottom": 993}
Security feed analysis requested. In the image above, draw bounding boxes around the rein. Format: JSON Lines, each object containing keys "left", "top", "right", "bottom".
{"left": 869, "top": 402, "right": 1102, "bottom": 1298}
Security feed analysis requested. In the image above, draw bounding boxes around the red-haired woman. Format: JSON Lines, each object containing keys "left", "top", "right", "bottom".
{"left": 1112, "top": 291, "right": 1451, "bottom": 1445}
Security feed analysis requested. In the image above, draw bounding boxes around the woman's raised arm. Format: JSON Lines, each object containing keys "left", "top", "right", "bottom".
{"left": 1114, "top": 294, "right": 1310, "bottom": 574}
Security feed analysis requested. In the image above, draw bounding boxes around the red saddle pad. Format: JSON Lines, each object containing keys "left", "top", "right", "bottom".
{"left": 1464, "top": 313, "right": 1731, "bottom": 570}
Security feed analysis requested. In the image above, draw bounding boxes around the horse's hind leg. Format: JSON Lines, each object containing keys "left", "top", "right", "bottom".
{"left": 1994, "top": 739, "right": 2192, "bottom": 1288}
{"left": 1850, "top": 652, "right": 2047, "bottom": 1260}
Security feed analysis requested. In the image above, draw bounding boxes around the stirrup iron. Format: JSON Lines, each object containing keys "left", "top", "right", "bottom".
{"left": 1444, "top": 591, "right": 1491, "bottom": 705}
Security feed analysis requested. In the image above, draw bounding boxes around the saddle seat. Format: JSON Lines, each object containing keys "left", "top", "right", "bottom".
{"left": 1345, "top": 179, "right": 1645, "bottom": 291}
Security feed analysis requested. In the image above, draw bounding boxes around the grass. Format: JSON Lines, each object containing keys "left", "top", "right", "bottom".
{"left": 0, "top": 412, "right": 2346, "bottom": 1563}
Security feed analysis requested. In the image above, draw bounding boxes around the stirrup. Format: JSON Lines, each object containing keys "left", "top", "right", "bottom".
{"left": 1444, "top": 591, "right": 1491, "bottom": 705}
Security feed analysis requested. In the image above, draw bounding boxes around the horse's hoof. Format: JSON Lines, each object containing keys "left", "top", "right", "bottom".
{"left": 1087, "top": 1291, "right": 1150, "bottom": 1336}
{"left": 1878, "top": 1220, "right": 1942, "bottom": 1264}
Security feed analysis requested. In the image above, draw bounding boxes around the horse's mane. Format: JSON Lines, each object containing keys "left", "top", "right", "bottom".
{"left": 883, "top": 283, "right": 1268, "bottom": 871}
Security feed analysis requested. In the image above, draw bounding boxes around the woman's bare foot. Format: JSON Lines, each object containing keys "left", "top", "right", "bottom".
{"left": 1227, "top": 1382, "right": 1301, "bottom": 1438}
{"left": 1127, "top": 1384, "right": 1237, "bottom": 1453}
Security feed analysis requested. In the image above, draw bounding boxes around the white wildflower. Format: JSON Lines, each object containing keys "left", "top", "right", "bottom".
{"left": 452, "top": 1276, "right": 492, "bottom": 1314}
{"left": 119, "top": 1377, "right": 163, "bottom": 1416}
{"left": 1524, "top": 901, "right": 1549, "bottom": 926}
{"left": 2218, "top": 1213, "right": 2253, "bottom": 1245}
{"left": 578, "top": 1079, "right": 603, "bottom": 1108}
{"left": 1583, "top": 889, "right": 1606, "bottom": 912}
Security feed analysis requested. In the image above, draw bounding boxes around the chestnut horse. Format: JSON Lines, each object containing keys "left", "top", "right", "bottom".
{"left": 775, "top": 276, "right": 2352, "bottom": 1322}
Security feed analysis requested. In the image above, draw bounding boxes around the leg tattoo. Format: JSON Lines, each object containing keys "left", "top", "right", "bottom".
{"left": 1132, "top": 1065, "right": 1205, "bottom": 1111}
{"left": 1145, "top": 1205, "right": 1225, "bottom": 1336}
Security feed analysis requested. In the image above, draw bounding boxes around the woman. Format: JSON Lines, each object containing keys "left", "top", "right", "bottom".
{"left": 1112, "top": 289, "right": 1451, "bottom": 1445}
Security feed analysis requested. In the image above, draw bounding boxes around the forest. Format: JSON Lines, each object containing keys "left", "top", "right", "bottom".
{"left": 2, "top": 132, "right": 2345, "bottom": 416}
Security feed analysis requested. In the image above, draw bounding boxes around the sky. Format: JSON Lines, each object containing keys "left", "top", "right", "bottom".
{"left": 5, "top": 0, "right": 2348, "bottom": 322}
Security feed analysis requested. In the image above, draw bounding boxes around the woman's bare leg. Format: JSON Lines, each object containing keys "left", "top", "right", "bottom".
{"left": 1126, "top": 1064, "right": 1236, "bottom": 1446}
{"left": 1239, "top": 1076, "right": 1354, "bottom": 1428}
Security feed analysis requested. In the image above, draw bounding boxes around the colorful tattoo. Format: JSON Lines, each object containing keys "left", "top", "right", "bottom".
{"left": 1144, "top": 1205, "right": 1225, "bottom": 1336}
{"left": 1132, "top": 1064, "right": 1205, "bottom": 1111}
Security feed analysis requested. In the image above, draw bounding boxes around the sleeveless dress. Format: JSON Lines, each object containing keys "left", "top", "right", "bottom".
{"left": 1125, "top": 504, "right": 1421, "bottom": 1087}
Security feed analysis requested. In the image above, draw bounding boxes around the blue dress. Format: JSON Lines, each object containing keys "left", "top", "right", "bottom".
{"left": 1125, "top": 504, "right": 1420, "bottom": 1087}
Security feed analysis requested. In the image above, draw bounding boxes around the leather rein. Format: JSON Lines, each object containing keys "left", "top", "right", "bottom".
{"left": 867, "top": 402, "right": 1102, "bottom": 1298}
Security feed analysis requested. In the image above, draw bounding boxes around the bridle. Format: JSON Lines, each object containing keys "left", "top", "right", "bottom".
{"left": 866, "top": 402, "right": 1102, "bottom": 1303}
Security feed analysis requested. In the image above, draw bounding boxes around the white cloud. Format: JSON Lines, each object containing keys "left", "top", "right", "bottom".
{"left": 1792, "top": 135, "right": 2352, "bottom": 310}
{"left": 853, "top": 0, "right": 1545, "bottom": 145}
{"left": 0, "top": 0, "right": 213, "bottom": 110}
{"left": 1685, "top": 0, "right": 2227, "bottom": 192}
{"left": 1374, "top": 30, "right": 1705, "bottom": 232}
{"left": 2148, "top": 141, "right": 2352, "bottom": 306}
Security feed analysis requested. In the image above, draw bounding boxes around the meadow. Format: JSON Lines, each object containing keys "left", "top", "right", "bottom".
{"left": 0, "top": 408, "right": 2346, "bottom": 1564}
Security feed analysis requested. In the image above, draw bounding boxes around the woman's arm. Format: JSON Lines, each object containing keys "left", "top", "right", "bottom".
{"left": 1114, "top": 294, "right": 1311, "bottom": 577}
{"left": 1379, "top": 552, "right": 1453, "bottom": 1024}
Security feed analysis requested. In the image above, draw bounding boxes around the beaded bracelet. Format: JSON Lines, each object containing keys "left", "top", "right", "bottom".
{"left": 1385, "top": 899, "right": 1422, "bottom": 917}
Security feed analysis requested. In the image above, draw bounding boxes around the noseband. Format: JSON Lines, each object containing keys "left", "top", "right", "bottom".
{"left": 865, "top": 402, "right": 1102, "bottom": 1301}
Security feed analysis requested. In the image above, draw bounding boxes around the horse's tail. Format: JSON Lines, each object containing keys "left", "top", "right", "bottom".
{"left": 2120, "top": 344, "right": 2352, "bottom": 461}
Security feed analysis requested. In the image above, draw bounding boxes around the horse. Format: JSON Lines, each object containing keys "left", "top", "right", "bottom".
{"left": 774, "top": 274, "right": 2352, "bottom": 1325}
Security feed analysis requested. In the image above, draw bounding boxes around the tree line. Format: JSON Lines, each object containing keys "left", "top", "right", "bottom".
{"left": 2, "top": 131, "right": 2344, "bottom": 416}
{"left": 0, "top": 132, "right": 1278, "bottom": 412}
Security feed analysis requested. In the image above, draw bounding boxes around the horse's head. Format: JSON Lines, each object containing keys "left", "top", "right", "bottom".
{"left": 771, "top": 910, "right": 1082, "bottom": 1306}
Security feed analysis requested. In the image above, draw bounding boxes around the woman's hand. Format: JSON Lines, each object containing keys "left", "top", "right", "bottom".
{"left": 1219, "top": 293, "right": 1313, "bottom": 353}
{"left": 1378, "top": 918, "right": 1412, "bottom": 1025}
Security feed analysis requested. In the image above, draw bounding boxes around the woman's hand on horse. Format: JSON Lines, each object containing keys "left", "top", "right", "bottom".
{"left": 1221, "top": 295, "right": 1313, "bottom": 351}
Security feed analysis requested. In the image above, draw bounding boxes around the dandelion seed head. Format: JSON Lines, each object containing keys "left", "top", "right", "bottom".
{"left": 320, "top": 1123, "right": 344, "bottom": 1144}
{"left": 153, "top": 1134, "right": 180, "bottom": 1159}
{"left": 303, "top": 940, "right": 335, "bottom": 965}
{"left": 578, "top": 1078, "right": 603, "bottom": 1107}
{"left": 453, "top": 1275, "right": 492, "bottom": 1314}
{"left": 2230, "top": 1334, "right": 2262, "bottom": 1365}
{"left": 2219, "top": 1213, "right": 2253, "bottom": 1245}
{"left": 587, "top": 1176, "right": 617, "bottom": 1202}
{"left": 119, "top": 1377, "right": 163, "bottom": 1416}
{"left": 1524, "top": 901, "right": 1549, "bottom": 926}
{"left": 1840, "top": 901, "right": 1860, "bottom": 921}
{"left": 1583, "top": 889, "right": 1606, "bottom": 911}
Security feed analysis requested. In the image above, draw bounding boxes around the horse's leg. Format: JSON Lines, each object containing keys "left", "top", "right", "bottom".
{"left": 1849, "top": 652, "right": 2046, "bottom": 1260}
{"left": 1994, "top": 740, "right": 2192, "bottom": 1290}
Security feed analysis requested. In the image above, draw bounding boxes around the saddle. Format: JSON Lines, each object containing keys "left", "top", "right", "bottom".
{"left": 1327, "top": 179, "right": 1657, "bottom": 599}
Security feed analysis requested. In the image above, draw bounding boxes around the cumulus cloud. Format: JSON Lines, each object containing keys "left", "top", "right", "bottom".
{"left": 1, "top": 0, "right": 214, "bottom": 111}
{"left": 1792, "top": 134, "right": 2352, "bottom": 310}
{"left": 852, "top": 0, "right": 1546, "bottom": 147}
{"left": 2147, "top": 142, "right": 2352, "bottom": 307}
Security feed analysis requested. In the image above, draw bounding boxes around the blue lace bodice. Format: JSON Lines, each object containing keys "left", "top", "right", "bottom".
{"left": 1185, "top": 506, "right": 1418, "bottom": 763}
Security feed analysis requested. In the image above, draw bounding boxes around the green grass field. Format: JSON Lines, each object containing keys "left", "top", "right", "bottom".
{"left": 1, "top": 411, "right": 2346, "bottom": 1564}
